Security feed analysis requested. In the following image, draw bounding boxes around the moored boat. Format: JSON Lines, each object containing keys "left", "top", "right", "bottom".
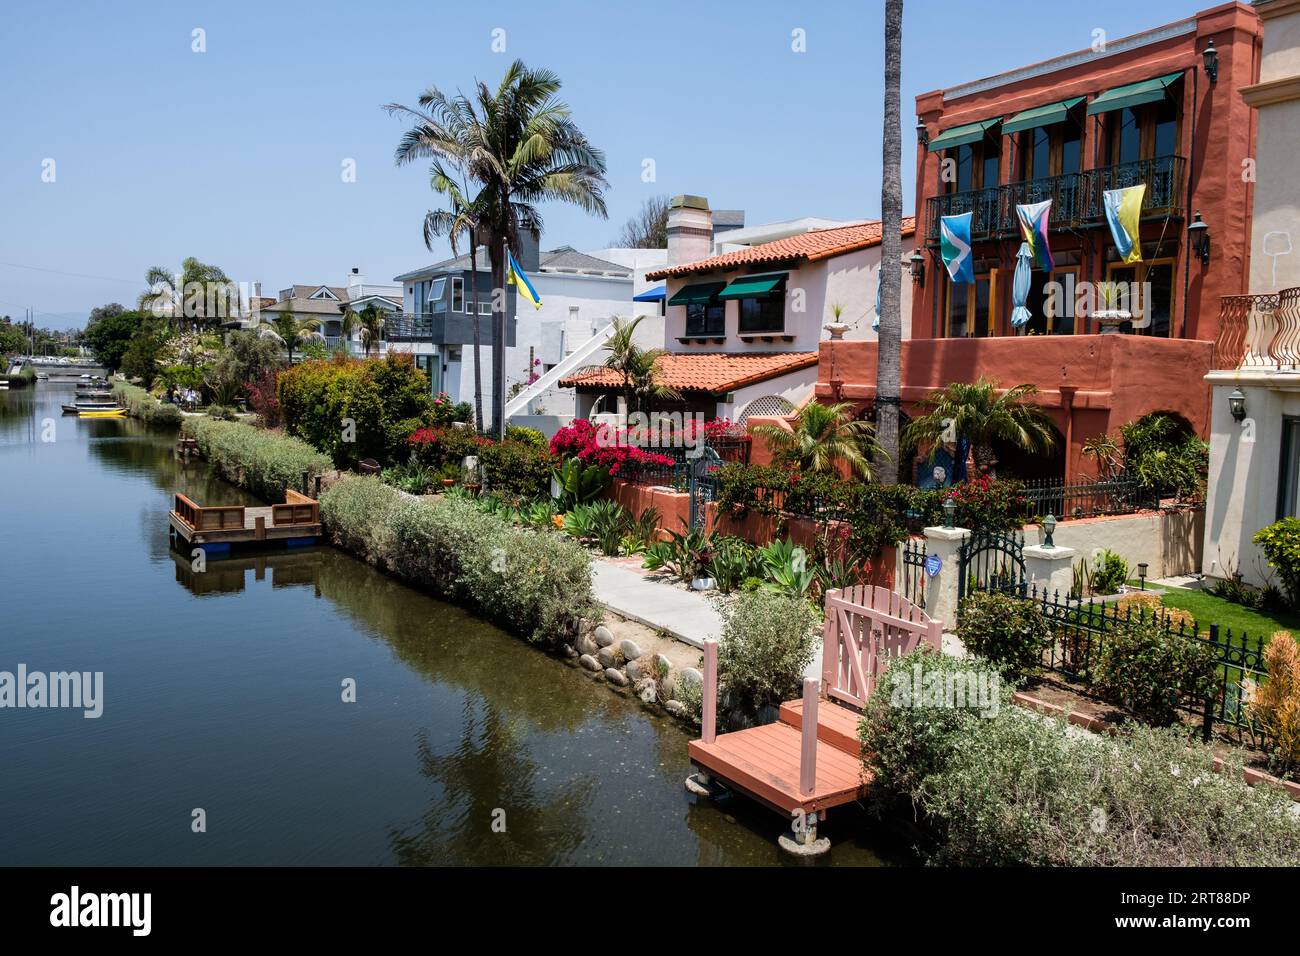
{"left": 78, "top": 407, "right": 126, "bottom": 418}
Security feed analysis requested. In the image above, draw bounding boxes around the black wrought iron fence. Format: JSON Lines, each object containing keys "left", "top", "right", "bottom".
{"left": 900, "top": 538, "right": 928, "bottom": 609}
{"left": 1019, "top": 477, "right": 1157, "bottom": 521}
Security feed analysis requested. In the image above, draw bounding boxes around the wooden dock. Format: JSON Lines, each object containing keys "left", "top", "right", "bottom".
{"left": 688, "top": 586, "right": 943, "bottom": 850}
{"left": 169, "top": 490, "right": 321, "bottom": 546}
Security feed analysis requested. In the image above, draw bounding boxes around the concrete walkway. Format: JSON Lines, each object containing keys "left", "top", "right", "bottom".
{"left": 592, "top": 561, "right": 723, "bottom": 649}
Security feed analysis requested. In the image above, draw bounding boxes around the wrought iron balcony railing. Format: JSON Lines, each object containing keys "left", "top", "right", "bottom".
{"left": 924, "top": 155, "right": 1186, "bottom": 244}
{"left": 384, "top": 313, "right": 437, "bottom": 341}
{"left": 1213, "top": 288, "right": 1300, "bottom": 370}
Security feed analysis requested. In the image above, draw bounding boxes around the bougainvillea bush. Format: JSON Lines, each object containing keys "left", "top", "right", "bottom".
{"left": 548, "top": 419, "right": 676, "bottom": 477}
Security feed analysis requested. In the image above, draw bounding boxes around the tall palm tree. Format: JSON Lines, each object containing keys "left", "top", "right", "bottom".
{"left": 388, "top": 60, "right": 609, "bottom": 436}
{"left": 875, "top": 0, "right": 905, "bottom": 484}
{"left": 357, "top": 304, "right": 386, "bottom": 357}
{"left": 139, "top": 257, "right": 235, "bottom": 329}
{"left": 601, "top": 315, "right": 679, "bottom": 414}
{"left": 258, "top": 308, "right": 321, "bottom": 364}
{"left": 752, "top": 401, "right": 885, "bottom": 480}
{"left": 903, "top": 378, "right": 1058, "bottom": 478}
{"left": 337, "top": 307, "right": 360, "bottom": 355}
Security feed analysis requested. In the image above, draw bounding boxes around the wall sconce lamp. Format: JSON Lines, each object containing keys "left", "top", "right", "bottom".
{"left": 915, "top": 117, "right": 928, "bottom": 147}
{"left": 1137, "top": 562, "right": 1149, "bottom": 590}
{"left": 942, "top": 495, "right": 957, "bottom": 529}
{"left": 909, "top": 250, "right": 926, "bottom": 285}
{"left": 1202, "top": 38, "right": 1219, "bottom": 85}
{"left": 1188, "top": 211, "right": 1211, "bottom": 266}
{"left": 1042, "top": 514, "right": 1057, "bottom": 548}
{"left": 1228, "top": 386, "right": 1247, "bottom": 423}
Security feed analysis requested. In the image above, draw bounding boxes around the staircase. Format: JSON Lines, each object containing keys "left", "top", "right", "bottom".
{"left": 504, "top": 322, "right": 617, "bottom": 420}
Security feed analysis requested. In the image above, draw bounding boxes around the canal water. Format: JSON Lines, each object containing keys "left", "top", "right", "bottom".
{"left": 0, "top": 384, "right": 903, "bottom": 865}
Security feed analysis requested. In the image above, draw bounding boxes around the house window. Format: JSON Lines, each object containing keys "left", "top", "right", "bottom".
{"left": 479, "top": 301, "right": 492, "bottom": 315}
{"left": 1105, "top": 256, "right": 1176, "bottom": 337}
{"left": 945, "top": 272, "right": 996, "bottom": 338}
{"left": 738, "top": 294, "right": 784, "bottom": 333}
{"left": 1022, "top": 124, "right": 1081, "bottom": 180}
{"left": 1280, "top": 418, "right": 1300, "bottom": 519}
{"left": 686, "top": 301, "right": 725, "bottom": 336}
{"left": 451, "top": 277, "right": 464, "bottom": 312}
{"left": 1108, "top": 98, "right": 1180, "bottom": 166}
{"left": 429, "top": 277, "right": 446, "bottom": 301}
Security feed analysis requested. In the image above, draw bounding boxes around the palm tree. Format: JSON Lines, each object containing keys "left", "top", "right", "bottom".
{"left": 903, "top": 378, "right": 1058, "bottom": 478}
{"left": 258, "top": 308, "right": 321, "bottom": 363}
{"left": 357, "top": 304, "right": 386, "bottom": 357}
{"left": 751, "top": 401, "right": 885, "bottom": 480}
{"left": 875, "top": 0, "right": 905, "bottom": 484}
{"left": 337, "top": 307, "right": 360, "bottom": 356}
{"left": 601, "top": 315, "right": 679, "bottom": 414}
{"left": 139, "top": 257, "right": 235, "bottom": 329}
{"left": 388, "top": 60, "right": 609, "bottom": 436}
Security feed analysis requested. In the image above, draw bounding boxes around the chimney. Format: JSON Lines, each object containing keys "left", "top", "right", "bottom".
{"left": 348, "top": 267, "right": 364, "bottom": 299}
{"left": 667, "top": 195, "right": 713, "bottom": 267}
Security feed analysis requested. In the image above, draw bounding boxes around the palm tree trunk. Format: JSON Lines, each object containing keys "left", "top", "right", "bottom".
{"left": 875, "top": 0, "right": 905, "bottom": 486}
{"left": 469, "top": 238, "right": 485, "bottom": 430}
{"left": 488, "top": 238, "right": 507, "bottom": 438}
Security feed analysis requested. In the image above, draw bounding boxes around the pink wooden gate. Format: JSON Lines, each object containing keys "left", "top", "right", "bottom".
{"left": 821, "top": 585, "right": 942, "bottom": 710}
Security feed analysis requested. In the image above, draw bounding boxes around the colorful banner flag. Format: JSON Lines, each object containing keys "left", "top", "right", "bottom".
{"left": 1103, "top": 185, "right": 1146, "bottom": 264}
{"left": 1015, "top": 199, "right": 1054, "bottom": 272}
{"left": 939, "top": 212, "right": 974, "bottom": 284}
{"left": 507, "top": 250, "right": 542, "bottom": 309}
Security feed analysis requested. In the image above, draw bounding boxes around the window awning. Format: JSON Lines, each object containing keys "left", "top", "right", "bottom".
{"left": 1086, "top": 72, "right": 1182, "bottom": 115}
{"left": 1002, "top": 97, "right": 1085, "bottom": 135}
{"left": 927, "top": 117, "right": 1000, "bottom": 152}
{"left": 666, "top": 281, "right": 725, "bottom": 306}
{"left": 716, "top": 273, "right": 787, "bottom": 300}
{"left": 633, "top": 285, "right": 665, "bottom": 302}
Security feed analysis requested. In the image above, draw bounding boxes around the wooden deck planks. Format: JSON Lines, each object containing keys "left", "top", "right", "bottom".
{"left": 778, "top": 698, "right": 863, "bottom": 755}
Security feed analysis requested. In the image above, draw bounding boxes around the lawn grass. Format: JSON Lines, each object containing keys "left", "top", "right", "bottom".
{"left": 1128, "top": 580, "right": 1300, "bottom": 638}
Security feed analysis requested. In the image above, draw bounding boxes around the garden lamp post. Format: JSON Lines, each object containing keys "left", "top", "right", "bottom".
{"left": 942, "top": 495, "right": 957, "bottom": 529}
{"left": 1042, "top": 514, "right": 1057, "bottom": 548}
{"left": 1137, "top": 562, "right": 1148, "bottom": 590}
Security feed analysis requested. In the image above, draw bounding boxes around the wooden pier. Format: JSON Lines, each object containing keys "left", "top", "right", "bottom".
{"left": 169, "top": 490, "right": 321, "bottom": 546}
{"left": 688, "top": 586, "right": 942, "bottom": 851}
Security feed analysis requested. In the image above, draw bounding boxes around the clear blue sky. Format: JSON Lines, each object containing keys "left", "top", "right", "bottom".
{"left": 0, "top": 0, "right": 1206, "bottom": 329}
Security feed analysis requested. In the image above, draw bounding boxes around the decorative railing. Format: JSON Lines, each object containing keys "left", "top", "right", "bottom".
{"left": 1213, "top": 288, "right": 1300, "bottom": 370}
{"left": 925, "top": 155, "right": 1185, "bottom": 243}
{"left": 1018, "top": 476, "right": 1158, "bottom": 521}
{"left": 384, "top": 313, "right": 437, "bottom": 341}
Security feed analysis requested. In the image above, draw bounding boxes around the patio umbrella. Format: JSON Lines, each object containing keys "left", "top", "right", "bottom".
{"left": 1010, "top": 241, "right": 1033, "bottom": 329}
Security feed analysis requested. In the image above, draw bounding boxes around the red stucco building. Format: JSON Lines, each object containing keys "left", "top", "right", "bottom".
{"left": 819, "top": 2, "right": 1262, "bottom": 481}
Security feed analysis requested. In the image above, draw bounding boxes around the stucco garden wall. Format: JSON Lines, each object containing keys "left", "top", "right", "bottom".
{"left": 1025, "top": 508, "right": 1204, "bottom": 580}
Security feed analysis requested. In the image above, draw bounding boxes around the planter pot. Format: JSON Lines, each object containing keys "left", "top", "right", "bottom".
{"left": 823, "top": 322, "right": 850, "bottom": 340}
{"left": 441, "top": 478, "right": 455, "bottom": 488}
{"left": 691, "top": 577, "right": 714, "bottom": 591}
{"left": 1091, "top": 309, "right": 1131, "bottom": 335}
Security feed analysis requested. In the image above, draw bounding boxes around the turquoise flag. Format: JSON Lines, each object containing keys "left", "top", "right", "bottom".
{"left": 939, "top": 213, "right": 974, "bottom": 284}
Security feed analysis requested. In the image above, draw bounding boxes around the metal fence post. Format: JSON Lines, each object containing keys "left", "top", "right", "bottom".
{"left": 1202, "top": 624, "right": 1220, "bottom": 742}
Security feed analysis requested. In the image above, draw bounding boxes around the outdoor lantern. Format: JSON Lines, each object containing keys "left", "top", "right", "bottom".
{"left": 915, "top": 117, "right": 928, "bottom": 147}
{"left": 1188, "top": 210, "right": 1211, "bottom": 265}
{"left": 1137, "top": 562, "right": 1149, "bottom": 590}
{"left": 909, "top": 250, "right": 926, "bottom": 285}
{"left": 1042, "top": 514, "right": 1057, "bottom": 548}
{"left": 1228, "top": 386, "right": 1247, "bottom": 423}
{"left": 942, "top": 494, "right": 957, "bottom": 529}
{"left": 1202, "top": 38, "right": 1219, "bottom": 85}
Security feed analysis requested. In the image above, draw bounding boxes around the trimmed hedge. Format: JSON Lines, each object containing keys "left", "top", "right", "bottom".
{"left": 181, "top": 417, "right": 330, "bottom": 501}
{"left": 319, "top": 475, "right": 597, "bottom": 644}
{"left": 112, "top": 381, "right": 183, "bottom": 427}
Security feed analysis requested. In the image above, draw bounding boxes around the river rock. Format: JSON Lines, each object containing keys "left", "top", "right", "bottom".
{"left": 635, "top": 678, "right": 657, "bottom": 704}
{"left": 679, "top": 667, "right": 703, "bottom": 691}
{"left": 575, "top": 632, "right": 598, "bottom": 656}
{"left": 655, "top": 654, "right": 673, "bottom": 678}
{"left": 597, "top": 645, "right": 622, "bottom": 669}
{"left": 605, "top": 667, "right": 629, "bottom": 686}
{"left": 665, "top": 700, "right": 688, "bottom": 718}
{"left": 625, "top": 659, "right": 645, "bottom": 682}
{"left": 578, "top": 654, "right": 602, "bottom": 672}
{"left": 618, "top": 638, "right": 643, "bottom": 661}
{"left": 594, "top": 625, "right": 616, "bottom": 648}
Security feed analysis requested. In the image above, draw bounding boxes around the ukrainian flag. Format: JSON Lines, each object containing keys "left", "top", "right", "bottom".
{"left": 507, "top": 250, "right": 542, "bottom": 309}
{"left": 1103, "top": 185, "right": 1146, "bottom": 264}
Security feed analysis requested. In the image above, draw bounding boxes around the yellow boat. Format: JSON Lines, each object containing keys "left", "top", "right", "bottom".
{"left": 78, "top": 407, "right": 127, "bottom": 418}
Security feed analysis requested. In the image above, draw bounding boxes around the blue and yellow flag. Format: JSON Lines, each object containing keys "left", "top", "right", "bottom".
{"left": 507, "top": 250, "right": 542, "bottom": 309}
{"left": 1103, "top": 185, "right": 1146, "bottom": 264}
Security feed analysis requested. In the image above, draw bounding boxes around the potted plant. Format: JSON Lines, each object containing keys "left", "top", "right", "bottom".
{"left": 690, "top": 544, "right": 715, "bottom": 591}
{"left": 1091, "top": 281, "right": 1130, "bottom": 334}
{"left": 823, "top": 302, "right": 850, "bottom": 340}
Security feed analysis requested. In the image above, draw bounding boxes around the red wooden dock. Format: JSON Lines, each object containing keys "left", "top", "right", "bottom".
{"left": 688, "top": 586, "right": 942, "bottom": 833}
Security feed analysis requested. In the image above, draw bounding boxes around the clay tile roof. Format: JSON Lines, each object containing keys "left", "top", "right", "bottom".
{"left": 646, "top": 217, "right": 916, "bottom": 280}
{"left": 559, "top": 351, "right": 818, "bottom": 395}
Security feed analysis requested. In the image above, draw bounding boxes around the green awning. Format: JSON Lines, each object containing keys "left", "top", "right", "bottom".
{"left": 666, "top": 281, "right": 725, "bottom": 306}
{"left": 1002, "top": 97, "right": 1085, "bottom": 135}
{"left": 1086, "top": 72, "right": 1182, "bottom": 115}
{"left": 717, "top": 273, "right": 787, "bottom": 301}
{"left": 927, "top": 117, "right": 1000, "bottom": 152}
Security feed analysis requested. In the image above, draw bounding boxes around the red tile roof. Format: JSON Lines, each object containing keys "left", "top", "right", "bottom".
{"left": 560, "top": 352, "right": 819, "bottom": 395}
{"left": 646, "top": 217, "right": 917, "bottom": 280}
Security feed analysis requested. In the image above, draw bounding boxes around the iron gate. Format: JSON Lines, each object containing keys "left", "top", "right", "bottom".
{"left": 688, "top": 447, "right": 721, "bottom": 530}
{"left": 957, "top": 528, "right": 1027, "bottom": 600}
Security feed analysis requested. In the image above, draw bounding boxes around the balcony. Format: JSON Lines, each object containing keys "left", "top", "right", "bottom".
{"left": 925, "top": 155, "right": 1186, "bottom": 245}
{"left": 382, "top": 311, "right": 516, "bottom": 348}
{"left": 385, "top": 313, "right": 437, "bottom": 341}
{"left": 1213, "top": 288, "right": 1300, "bottom": 370}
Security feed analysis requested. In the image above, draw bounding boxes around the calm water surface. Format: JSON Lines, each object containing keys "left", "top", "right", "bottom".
{"left": 0, "top": 384, "right": 902, "bottom": 865}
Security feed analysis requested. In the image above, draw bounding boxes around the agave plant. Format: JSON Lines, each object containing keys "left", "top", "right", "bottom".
{"left": 555, "top": 457, "right": 610, "bottom": 510}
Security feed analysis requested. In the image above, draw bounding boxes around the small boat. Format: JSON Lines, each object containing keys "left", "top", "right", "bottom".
{"left": 62, "top": 401, "right": 121, "bottom": 414}
{"left": 78, "top": 408, "right": 126, "bottom": 418}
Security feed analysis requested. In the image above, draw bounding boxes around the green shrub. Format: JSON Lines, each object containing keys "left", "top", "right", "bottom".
{"left": 707, "top": 537, "right": 760, "bottom": 593}
{"left": 1091, "top": 619, "right": 1218, "bottom": 726}
{"left": 112, "top": 381, "right": 184, "bottom": 427}
{"left": 479, "top": 438, "right": 554, "bottom": 502}
{"left": 319, "top": 477, "right": 597, "bottom": 643}
{"left": 1253, "top": 518, "right": 1300, "bottom": 607}
{"left": 1119, "top": 412, "right": 1207, "bottom": 500}
{"left": 717, "top": 590, "right": 819, "bottom": 713}
{"left": 504, "top": 424, "right": 547, "bottom": 447}
{"left": 181, "top": 417, "right": 330, "bottom": 501}
{"left": 861, "top": 652, "right": 1300, "bottom": 866}
{"left": 1089, "top": 548, "right": 1129, "bottom": 595}
{"left": 955, "top": 591, "right": 1053, "bottom": 679}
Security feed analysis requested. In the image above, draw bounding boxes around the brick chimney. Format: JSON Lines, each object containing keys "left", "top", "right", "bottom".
{"left": 667, "top": 195, "right": 713, "bottom": 267}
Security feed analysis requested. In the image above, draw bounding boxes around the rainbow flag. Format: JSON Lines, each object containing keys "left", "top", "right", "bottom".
{"left": 1103, "top": 185, "right": 1146, "bottom": 264}
{"left": 507, "top": 250, "right": 542, "bottom": 309}
{"left": 1015, "top": 200, "right": 1054, "bottom": 272}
